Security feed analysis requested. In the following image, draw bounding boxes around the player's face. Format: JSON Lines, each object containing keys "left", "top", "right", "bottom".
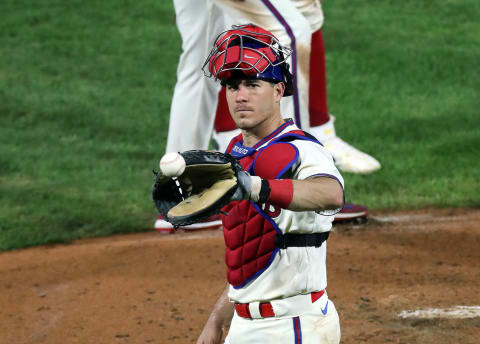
{"left": 225, "top": 79, "right": 284, "bottom": 131}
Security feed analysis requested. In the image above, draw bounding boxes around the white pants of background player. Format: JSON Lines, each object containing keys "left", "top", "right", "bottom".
{"left": 166, "top": 0, "right": 224, "bottom": 152}
{"left": 225, "top": 295, "right": 341, "bottom": 344}
{"left": 166, "top": 0, "right": 322, "bottom": 153}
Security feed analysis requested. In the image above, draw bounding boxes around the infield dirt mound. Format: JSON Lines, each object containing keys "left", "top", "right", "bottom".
{"left": 1, "top": 208, "right": 479, "bottom": 343}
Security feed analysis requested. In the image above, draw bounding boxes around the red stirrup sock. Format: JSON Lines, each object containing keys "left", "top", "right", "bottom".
{"left": 214, "top": 87, "right": 237, "bottom": 132}
{"left": 309, "top": 29, "right": 330, "bottom": 127}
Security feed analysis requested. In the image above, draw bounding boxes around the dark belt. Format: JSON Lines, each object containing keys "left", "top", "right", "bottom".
{"left": 275, "top": 232, "right": 330, "bottom": 249}
{"left": 234, "top": 290, "right": 325, "bottom": 319}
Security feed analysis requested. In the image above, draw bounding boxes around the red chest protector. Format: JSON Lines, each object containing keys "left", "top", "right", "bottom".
{"left": 221, "top": 129, "right": 312, "bottom": 288}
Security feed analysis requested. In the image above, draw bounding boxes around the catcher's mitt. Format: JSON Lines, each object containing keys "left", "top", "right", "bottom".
{"left": 152, "top": 150, "right": 245, "bottom": 227}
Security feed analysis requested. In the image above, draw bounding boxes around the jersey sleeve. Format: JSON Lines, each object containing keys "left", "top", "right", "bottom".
{"left": 292, "top": 141, "right": 342, "bottom": 183}
{"left": 294, "top": 140, "right": 344, "bottom": 215}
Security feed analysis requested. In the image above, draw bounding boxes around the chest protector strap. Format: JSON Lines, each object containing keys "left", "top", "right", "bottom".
{"left": 275, "top": 232, "right": 329, "bottom": 249}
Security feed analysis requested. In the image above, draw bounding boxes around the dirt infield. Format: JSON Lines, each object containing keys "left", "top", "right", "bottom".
{"left": 1, "top": 208, "right": 479, "bottom": 343}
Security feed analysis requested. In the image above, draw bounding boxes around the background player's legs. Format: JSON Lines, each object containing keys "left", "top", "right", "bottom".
{"left": 213, "top": 1, "right": 376, "bottom": 223}
{"left": 215, "top": 0, "right": 312, "bottom": 128}
{"left": 159, "top": 0, "right": 225, "bottom": 232}
{"left": 212, "top": 0, "right": 313, "bottom": 152}
{"left": 291, "top": 1, "right": 374, "bottom": 222}
{"left": 165, "top": 0, "right": 224, "bottom": 153}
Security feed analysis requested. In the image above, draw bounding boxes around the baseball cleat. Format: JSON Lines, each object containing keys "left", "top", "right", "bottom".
{"left": 154, "top": 213, "right": 222, "bottom": 234}
{"left": 334, "top": 203, "right": 368, "bottom": 223}
{"left": 310, "top": 116, "right": 381, "bottom": 174}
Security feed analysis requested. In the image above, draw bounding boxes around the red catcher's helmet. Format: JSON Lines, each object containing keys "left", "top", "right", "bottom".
{"left": 202, "top": 24, "right": 294, "bottom": 96}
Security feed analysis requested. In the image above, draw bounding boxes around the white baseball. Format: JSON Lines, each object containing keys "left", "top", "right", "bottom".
{"left": 159, "top": 152, "right": 186, "bottom": 177}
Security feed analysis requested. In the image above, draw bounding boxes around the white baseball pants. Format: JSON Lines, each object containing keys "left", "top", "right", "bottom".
{"left": 225, "top": 296, "right": 341, "bottom": 344}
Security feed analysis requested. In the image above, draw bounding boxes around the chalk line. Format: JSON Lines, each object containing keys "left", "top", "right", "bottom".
{"left": 398, "top": 306, "right": 480, "bottom": 319}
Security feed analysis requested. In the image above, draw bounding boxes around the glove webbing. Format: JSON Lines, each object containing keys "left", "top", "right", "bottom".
{"left": 275, "top": 232, "right": 330, "bottom": 249}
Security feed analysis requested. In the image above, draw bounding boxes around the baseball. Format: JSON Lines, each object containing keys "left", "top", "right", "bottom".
{"left": 159, "top": 152, "right": 186, "bottom": 177}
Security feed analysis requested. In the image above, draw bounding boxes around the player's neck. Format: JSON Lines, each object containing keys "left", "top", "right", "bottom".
{"left": 242, "top": 113, "right": 284, "bottom": 147}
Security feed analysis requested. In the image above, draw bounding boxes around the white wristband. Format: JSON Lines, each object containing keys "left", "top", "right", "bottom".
{"left": 249, "top": 176, "right": 262, "bottom": 202}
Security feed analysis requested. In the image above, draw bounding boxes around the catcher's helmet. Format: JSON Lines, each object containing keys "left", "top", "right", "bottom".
{"left": 203, "top": 24, "right": 294, "bottom": 96}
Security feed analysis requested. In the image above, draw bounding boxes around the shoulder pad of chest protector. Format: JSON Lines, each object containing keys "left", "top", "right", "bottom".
{"left": 252, "top": 142, "right": 299, "bottom": 179}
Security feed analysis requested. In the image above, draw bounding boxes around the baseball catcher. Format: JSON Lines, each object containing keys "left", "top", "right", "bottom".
{"left": 154, "top": 24, "right": 344, "bottom": 344}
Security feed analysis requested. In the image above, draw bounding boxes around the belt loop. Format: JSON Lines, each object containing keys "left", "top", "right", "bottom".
{"left": 248, "top": 301, "right": 262, "bottom": 319}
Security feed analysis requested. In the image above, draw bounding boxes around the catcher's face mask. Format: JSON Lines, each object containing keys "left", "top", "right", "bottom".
{"left": 203, "top": 24, "right": 294, "bottom": 97}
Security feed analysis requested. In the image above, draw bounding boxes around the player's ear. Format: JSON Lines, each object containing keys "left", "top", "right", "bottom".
{"left": 274, "top": 82, "right": 285, "bottom": 101}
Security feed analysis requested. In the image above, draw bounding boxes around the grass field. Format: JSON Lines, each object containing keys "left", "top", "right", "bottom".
{"left": 1, "top": 0, "right": 479, "bottom": 250}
